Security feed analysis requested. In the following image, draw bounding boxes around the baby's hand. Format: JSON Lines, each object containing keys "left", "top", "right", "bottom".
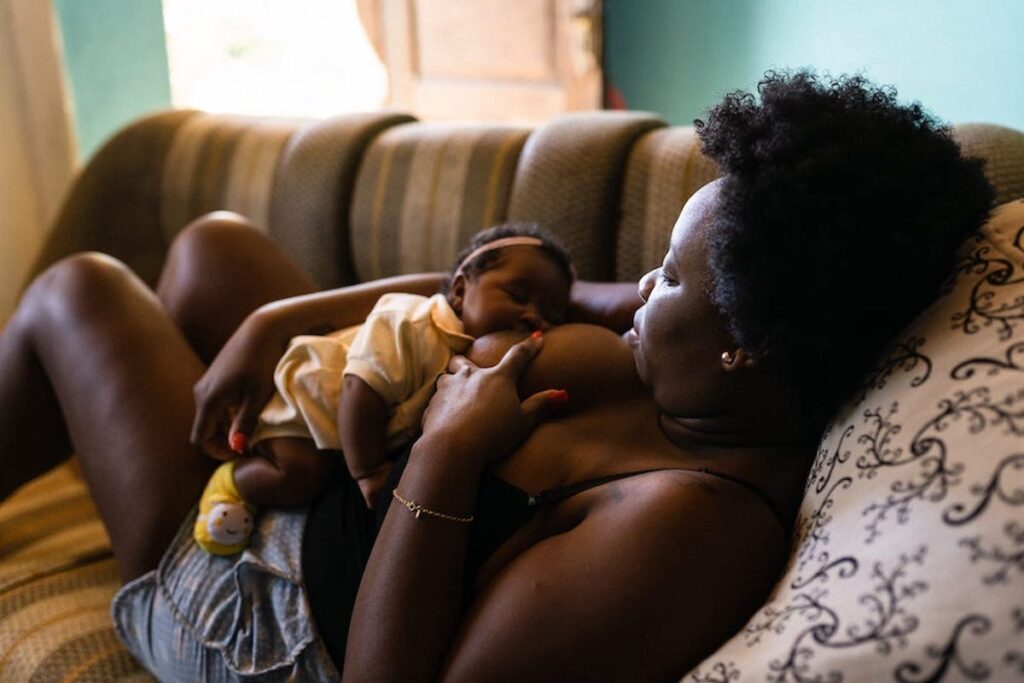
{"left": 356, "top": 461, "right": 394, "bottom": 510}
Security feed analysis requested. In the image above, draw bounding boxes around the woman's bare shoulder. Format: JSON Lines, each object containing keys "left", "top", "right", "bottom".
{"left": 606, "top": 468, "right": 787, "bottom": 549}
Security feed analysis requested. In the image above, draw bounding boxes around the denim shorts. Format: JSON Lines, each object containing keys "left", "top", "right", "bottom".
{"left": 111, "top": 505, "right": 339, "bottom": 682}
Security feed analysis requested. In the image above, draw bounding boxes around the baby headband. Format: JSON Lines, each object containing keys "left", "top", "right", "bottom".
{"left": 451, "top": 236, "right": 546, "bottom": 281}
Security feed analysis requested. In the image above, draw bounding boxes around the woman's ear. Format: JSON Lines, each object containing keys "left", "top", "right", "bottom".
{"left": 449, "top": 275, "right": 466, "bottom": 315}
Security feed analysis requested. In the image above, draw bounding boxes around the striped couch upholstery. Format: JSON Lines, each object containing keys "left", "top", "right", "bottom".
{"left": 348, "top": 123, "right": 531, "bottom": 281}
{"left": 3, "top": 109, "right": 1024, "bottom": 681}
{"left": 0, "top": 466, "right": 148, "bottom": 681}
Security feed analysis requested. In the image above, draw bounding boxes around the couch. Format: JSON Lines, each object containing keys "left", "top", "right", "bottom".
{"left": 1, "top": 109, "right": 1023, "bottom": 681}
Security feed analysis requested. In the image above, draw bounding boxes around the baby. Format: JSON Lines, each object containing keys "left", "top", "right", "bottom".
{"left": 195, "top": 224, "right": 575, "bottom": 554}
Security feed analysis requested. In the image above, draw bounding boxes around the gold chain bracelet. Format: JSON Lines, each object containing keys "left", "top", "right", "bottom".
{"left": 392, "top": 489, "right": 474, "bottom": 524}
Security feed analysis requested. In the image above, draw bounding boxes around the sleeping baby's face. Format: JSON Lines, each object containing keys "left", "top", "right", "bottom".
{"left": 453, "top": 247, "right": 571, "bottom": 338}
{"left": 206, "top": 502, "right": 253, "bottom": 546}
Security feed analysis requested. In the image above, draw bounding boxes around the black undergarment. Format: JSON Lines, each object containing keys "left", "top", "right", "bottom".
{"left": 302, "top": 449, "right": 786, "bottom": 673}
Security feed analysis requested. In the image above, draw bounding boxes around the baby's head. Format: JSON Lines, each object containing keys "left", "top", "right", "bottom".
{"left": 442, "top": 223, "right": 574, "bottom": 338}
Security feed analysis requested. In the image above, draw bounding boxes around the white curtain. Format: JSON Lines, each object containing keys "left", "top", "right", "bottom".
{"left": 0, "top": 0, "right": 77, "bottom": 322}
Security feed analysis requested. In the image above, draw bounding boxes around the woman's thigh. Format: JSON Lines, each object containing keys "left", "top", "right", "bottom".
{"left": 20, "top": 253, "right": 215, "bottom": 580}
{"left": 12, "top": 215, "right": 318, "bottom": 581}
{"left": 156, "top": 212, "right": 318, "bottom": 363}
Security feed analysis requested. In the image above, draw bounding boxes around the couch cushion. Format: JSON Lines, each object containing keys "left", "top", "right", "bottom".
{"left": 27, "top": 109, "right": 197, "bottom": 287}
{"left": 615, "top": 126, "right": 719, "bottom": 283}
{"left": 687, "top": 200, "right": 1024, "bottom": 681}
{"left": 158, "top": 113, "right": 297, "bottom": 246}
{"left": 349, "top": 123, "right": 530, "bottom": 280}
{"left": 268, "top": 112, "right": 415, "bottom": 288}
{"left": 507, "top": 111, "right": 665, "bottom": 281}
{"left": 0, "top": 464, "right": 152, "bottom": 681}
{"left": 955, "top": 124, "right": 1024, "bottom": 207}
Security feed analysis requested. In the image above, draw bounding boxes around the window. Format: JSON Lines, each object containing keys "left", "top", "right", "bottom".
{"left": 162, "top": 0, "right": 387, "bottom": 117}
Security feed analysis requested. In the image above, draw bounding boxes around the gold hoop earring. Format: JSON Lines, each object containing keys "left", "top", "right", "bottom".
{"left": 722, "top": 349, "right": 757, "bottom": 371}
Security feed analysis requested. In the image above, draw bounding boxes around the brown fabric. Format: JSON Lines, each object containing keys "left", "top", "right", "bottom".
{"left": 25, "top": 111, "right": 302, "bottom": 291}
{"left": 159, "top": 114, "right": 298, "bottom": 243}
{"left": 349, "top": 123, "right": 530, "bottom": 281}
{"left": 0, "top": 466, "right": 150, "bottom": 681}
{"left": 26, "top": 627, "right": 148, "bottom": 683}
{"left": 25, "top": 109, "right": 198, "bottom": 289}
{"left": 0, "top": 466, "right": 113, "bottom": 592}
{"left": 506, "top": 112, "right": 665, "bottom": 280}
{"left": 0, "top": 558, "right": 150, "bottom": 682}
{"left": 954, "top": 123, "right": 1024, "bottom": 205}
{"left": 615, "top": 127, "right": 720, "bottom": 282}
{"left": 269, "top": 112, "right": 415, "bottom": 288}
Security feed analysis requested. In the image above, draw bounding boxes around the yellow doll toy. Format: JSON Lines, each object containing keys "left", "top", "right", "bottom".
{"left": 193, "top": 461, "right": 256, "bottom": 555}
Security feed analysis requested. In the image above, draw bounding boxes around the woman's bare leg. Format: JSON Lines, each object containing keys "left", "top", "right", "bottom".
{"left": 156, "top": 211, "right": 317, "bottom": 363}
{"left": 0, "top": 306, "right": 72, "bottom": 496}
{"left": 0, "top": 254, "right": 212, "bottom": 580}
{"left": 0, "top": 214, "right": 318, "bottom": 580}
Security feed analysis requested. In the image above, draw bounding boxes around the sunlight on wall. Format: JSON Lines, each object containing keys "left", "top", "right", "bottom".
{"left": 162, "top": 0, "right": 387, "bottom": 117}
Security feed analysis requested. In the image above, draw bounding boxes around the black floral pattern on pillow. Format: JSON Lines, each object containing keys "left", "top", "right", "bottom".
{"left": 686, "top": 202, "right": 1024, "bottom": 683}
{"left": 893, "top": 614, "right": 993, "bottom": 682}
{"left": 951, "top": 224, "right": 1024, "bottom": 340}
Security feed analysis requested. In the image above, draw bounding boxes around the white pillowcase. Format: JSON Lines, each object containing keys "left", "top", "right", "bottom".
{"left": 687, "top": 200, "right": 1024, "bottom": 682}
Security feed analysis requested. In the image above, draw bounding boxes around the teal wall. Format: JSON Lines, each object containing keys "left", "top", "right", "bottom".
{"left": 604, "top": 0, "right": 1024, "bottom": 130}
{"left": 55, "top": 0, "right": 172, "bottom": 161}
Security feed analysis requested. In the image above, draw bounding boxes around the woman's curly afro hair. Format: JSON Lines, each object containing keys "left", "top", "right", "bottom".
{"left": 695, "top": 70, "right": 994, "bottom": 429}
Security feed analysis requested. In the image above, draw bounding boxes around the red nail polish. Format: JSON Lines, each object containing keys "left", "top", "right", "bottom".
{"left": 229, "top": 432, "right": 248, "bottom": 454}
{"left": 531, "top": 330, "right": 543, "bottom": 339}
{"left": 548, "top": 389, "right": 569, "bottom": 406}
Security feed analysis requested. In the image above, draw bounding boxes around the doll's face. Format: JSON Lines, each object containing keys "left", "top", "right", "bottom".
{"left": 451, "top": 247, "right": 571, "bottom": 338}
{"left": 206, "top": 502, "right": 253, "bottom": 546}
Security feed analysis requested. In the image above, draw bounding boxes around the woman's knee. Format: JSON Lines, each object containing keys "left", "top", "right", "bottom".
{"left": 162, "top": 212, "right": 265, "bottom": 281}
{"left": 23, "top": 253, "right": 141, "bottom": 322}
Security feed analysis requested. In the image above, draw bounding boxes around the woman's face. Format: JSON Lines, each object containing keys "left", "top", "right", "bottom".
{"left": 626, "top": 180, "right": 736, "bottom": 414}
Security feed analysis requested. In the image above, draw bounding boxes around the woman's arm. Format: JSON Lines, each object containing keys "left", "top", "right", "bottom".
{"left": 344, "top": 337, "right": 565, "bottom": 681}
{"left": 347, "top": 441, "right": 785, "bottom": 681}
{"left": 440, "top": 475, "right": 785, "bottom": 681}
{"left": 567, "top": 281, "right": 643, "bottom": 333}
{"left": 191, "top": 273, "right": 445, "bottom": 460}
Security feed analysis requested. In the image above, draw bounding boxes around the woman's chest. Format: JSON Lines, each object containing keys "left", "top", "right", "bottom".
{"left": 489, "top": 397, "right": 680, "bottom": 495}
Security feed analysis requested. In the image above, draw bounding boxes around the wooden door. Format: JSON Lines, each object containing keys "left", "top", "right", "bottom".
{"left": 358, "top": 0, "right": 602, "bottom": 122}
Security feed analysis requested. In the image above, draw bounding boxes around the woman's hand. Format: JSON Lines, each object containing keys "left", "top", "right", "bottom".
{"left": 420, "top": 334, "right": 568, "bottom": 467}
{"left": 191, "top": 310, "right": 287, "bottom": 461}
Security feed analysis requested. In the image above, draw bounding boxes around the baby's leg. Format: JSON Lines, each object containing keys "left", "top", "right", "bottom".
{"left": 195, "top": 438, "right": 336, "bottom": 553}
{"left": 235, "top": 437, "right": 337, "bottom": 507}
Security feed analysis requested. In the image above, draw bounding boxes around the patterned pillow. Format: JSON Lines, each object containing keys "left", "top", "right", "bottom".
{"left": 686, "top": 200, "right": 1024, "bottom": 682}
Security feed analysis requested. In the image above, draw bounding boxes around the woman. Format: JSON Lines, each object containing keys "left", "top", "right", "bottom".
{"left": 0, "top": 71, "right": 992, "bottom": 680}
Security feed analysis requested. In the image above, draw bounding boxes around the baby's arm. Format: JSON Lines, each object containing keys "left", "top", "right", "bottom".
{"left": 338, "top": 375, "right": 392, "bottom": 509}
